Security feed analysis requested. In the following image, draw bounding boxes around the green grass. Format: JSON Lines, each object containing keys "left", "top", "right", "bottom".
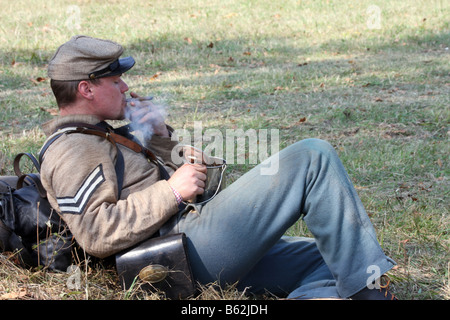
{"left": 1, "top": 0, "right": 449, "bottom": 300}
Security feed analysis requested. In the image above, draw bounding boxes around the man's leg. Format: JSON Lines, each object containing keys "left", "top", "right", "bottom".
{"left": 177, "top": 139, "right": 395, "bottom": 298}
{"left": 236, "top": 236, "right": 339, "bottom": 299}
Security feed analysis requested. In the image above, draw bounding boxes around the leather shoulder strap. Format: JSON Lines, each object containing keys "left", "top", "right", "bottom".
{"left": 56, "top": 122, "right": 169, "bottom": 180}
{"left": 13, "top": 153, "right": 47, "bottom": 197}
{"left": 14, "top": 152, "right": 41, "bottom": 177}
{"left": 52, "top": 122, "right": 158, "bottom": 161}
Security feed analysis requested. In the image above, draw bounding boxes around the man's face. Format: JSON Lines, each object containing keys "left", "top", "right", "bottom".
{"left": 90, "top": 75, "right": 129, "bottom": 120}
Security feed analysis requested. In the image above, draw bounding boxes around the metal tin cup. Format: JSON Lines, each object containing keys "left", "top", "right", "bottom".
{"left": 198, "top": 156, "right": 226, "bottom": 204}
{"left": 174, "top": 145, "right": 226, "bottom": 205}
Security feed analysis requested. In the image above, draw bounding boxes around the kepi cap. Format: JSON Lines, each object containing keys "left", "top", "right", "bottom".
{"left": 48, "top": 35, "right": 135, "bottom": 81}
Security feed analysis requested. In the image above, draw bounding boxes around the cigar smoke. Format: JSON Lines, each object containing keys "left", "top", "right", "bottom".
{"left": 124, "top": 97, "right": 168, "bottom": 141}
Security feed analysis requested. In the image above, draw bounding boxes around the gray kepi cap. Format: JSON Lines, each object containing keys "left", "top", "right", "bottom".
{"left": 48, "top": 35, "right": 135, "bottom": 81}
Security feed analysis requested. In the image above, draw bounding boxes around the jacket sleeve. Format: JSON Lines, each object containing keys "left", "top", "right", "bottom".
{"left": 144, "top": 125, "right": 181, "bottom": 167}
{"left": 40, "top": 133, "right": 179, "bottom": 258}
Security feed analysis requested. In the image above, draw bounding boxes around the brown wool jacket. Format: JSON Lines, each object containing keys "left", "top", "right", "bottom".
{"left": 40, "top": 114, "right": 180, "bottom": 258}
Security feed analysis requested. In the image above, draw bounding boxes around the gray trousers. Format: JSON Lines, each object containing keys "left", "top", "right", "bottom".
{"left": 172, "top": 139, "right": 395, "bottom": 299}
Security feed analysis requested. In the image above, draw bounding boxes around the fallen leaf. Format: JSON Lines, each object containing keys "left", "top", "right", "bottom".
{"left": 0, "top": 288, "right": 27, "bottom": 300}
{"left": 280, "top": 117, "right": 307, "bottom": 129}
{"left": 39, "top": 107, "right": 59, "bottom": 115}
{"left": 184, "top": 37, "right": 192, "bottom": 44}
{"left": 224, "top": 12, "right": 238, "bottom": 19}
{"left": 149, "top": 72, "right": 162, "bottom": 81}
{"left": 29, "top": 78, "right": 42, "bottom": 85}
{"left": 207, "top": 42, "right": 214, "bottom": 48}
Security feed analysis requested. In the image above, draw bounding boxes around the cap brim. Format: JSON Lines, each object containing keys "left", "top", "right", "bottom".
{"left": 109, "top": 56, "right": 135, "bottom": 76}
{"left": 88, "top": 56, "right": 136, "bottom": 80}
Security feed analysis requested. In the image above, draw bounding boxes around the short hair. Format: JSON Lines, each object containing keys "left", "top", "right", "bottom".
{"left": 50, "top": 78, "right": 100, "bottom": 108}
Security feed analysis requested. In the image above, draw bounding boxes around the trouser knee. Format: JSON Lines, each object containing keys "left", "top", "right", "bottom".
{"left": 292, "top": 138, "right": 335, "bottom": 156}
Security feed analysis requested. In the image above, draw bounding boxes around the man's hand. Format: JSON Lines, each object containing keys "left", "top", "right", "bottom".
{"left": 127, "top": 91, "right": 169, "bottom": 137}
{"left": 168, "top": 163, "right": 207, "bottom": 202}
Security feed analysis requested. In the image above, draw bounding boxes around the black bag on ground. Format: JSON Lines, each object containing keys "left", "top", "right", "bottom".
{"left": 0, "top": 153, "right": 73, "bottom": 271}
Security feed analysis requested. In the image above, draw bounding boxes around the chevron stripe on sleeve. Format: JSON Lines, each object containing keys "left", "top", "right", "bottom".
{"left": 57, "top": 164, "right": 105, "bottom": 214}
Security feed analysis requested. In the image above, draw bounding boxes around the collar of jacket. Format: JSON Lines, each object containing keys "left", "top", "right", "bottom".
{"left": 42, "top": 114, "right": 104, "bottom": 136}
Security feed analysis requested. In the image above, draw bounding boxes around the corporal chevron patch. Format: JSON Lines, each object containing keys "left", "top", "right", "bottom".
{"left": 57, "top": 164, "right": 105, "bottom": 214}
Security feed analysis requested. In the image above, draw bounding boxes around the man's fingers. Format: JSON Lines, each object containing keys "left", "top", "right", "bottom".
{"left": 190, "top": 163, "right": 207, "bottom": 173}
{"left": 168, "top": 163, "right": 208, "bottom": 201}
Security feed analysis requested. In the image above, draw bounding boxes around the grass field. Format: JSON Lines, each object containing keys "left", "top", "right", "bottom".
{"left": 0, "top": 0, "right": 449, "bottom": 300}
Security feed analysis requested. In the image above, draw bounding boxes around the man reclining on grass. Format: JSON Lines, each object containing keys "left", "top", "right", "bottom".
{"left": 39, "top": 35, "right": 397, "bottom": 299}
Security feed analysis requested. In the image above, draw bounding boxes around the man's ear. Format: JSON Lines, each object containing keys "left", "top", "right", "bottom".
{"left": 78, "top": 80, "right": 94, "bottom": 100}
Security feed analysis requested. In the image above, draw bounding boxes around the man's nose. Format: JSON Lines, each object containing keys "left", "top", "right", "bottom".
{"left": 120, "top": 79, "right": 129, "bottom": 93}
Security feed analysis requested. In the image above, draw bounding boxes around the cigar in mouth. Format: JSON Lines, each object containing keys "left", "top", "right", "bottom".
{"left": 126, "top": 96, "right": 153, "bottom": 103}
